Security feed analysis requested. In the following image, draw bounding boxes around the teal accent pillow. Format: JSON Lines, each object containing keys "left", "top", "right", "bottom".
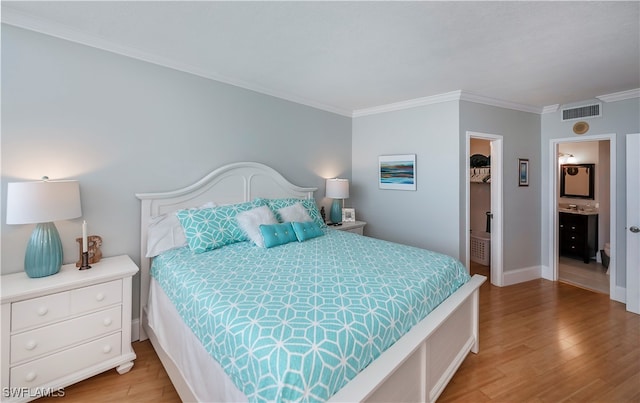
{"left": 257, "top": 198, "right": 327, "bottom": 228}
{"left": 259, "top": 222, "right": 298, "bottom": 248}
{"left": 176, "top": 199, "right": 265, "bottom": 253}
{"left": 291, "top": 221, "right": 324, "bottom": 242}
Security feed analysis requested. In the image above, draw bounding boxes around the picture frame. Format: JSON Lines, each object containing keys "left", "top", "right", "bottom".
{"left": 518, "top": 158, "right": 529, "bottom": 187}
{"left": 379, "top": 154, "right": 417, "bottom": 191}
{"left": 342, "top": 208, "right": 356, "bottom": 222}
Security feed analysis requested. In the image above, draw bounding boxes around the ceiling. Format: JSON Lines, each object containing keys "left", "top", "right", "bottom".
{"left": 2, "top": 1, "right": 639, "bottom": 116}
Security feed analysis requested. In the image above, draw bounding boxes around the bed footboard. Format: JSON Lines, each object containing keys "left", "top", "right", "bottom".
{"left": 329, "top": 274, "right": 485, "bottom": 402}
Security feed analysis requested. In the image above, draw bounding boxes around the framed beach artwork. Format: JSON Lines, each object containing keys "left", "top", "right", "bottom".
{"left": 379, "top": 154, "right": 417, "bottom": 191}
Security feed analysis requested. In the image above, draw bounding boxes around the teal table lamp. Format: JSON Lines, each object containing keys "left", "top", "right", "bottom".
{"left": 6, "top": 178, "right": 82, "bottom": 278}
{"left": 326, "top": 178, "right": 349, "bottom": 224}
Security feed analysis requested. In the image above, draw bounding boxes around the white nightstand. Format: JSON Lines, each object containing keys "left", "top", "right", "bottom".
{"left": 1, "top": 255, "right": 139, "bottom": 402}
{"left": 332, "top": 220, "right": 367, "bottom": 235}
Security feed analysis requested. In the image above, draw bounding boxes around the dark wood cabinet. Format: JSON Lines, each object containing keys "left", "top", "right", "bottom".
{"left": 559, "top": 212, "right": 598, "bottom": 263}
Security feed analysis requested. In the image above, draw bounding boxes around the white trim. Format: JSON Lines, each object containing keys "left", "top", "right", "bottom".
{"left": 458, "top": 91, "right": 541, "bottom": 114}
{"left": 503, "top": 266, "right": 542, "bottom": 286}
{"left": 354, "top": 90, "right": 542, "bottom": 117}
{"left": 625, "top": 133, "right": 640, "bottom": 313}
{"left": 1, "top": 7, "right": 352, "bottom": 118}
{"left": 352, "top": 90, "right": 463, "bottom": 117}
{"left": 542, "top": 104, "right": 560, "bottom": 114}
{"left": 597, "top": 88, "right": 640, "bottom": 103}
{"left": 548, "top": 134, "right": 618, "bottom": 302}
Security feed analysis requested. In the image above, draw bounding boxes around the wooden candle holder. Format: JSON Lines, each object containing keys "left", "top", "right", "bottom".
{"left": 76, "top": 235, "right": 103, "bottom": 268}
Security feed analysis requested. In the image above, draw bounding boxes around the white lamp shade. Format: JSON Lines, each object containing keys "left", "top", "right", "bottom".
{"left": 326, "top": 178, "right": 349, "bottom": 199}
{"left": 7, "top": 180, "right": 82, "bottom": 224}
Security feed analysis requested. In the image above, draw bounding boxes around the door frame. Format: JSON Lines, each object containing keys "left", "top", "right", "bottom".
{"left": 547, "top": 134, "right": 618, "bottom": 300}
{"left": 466, "top": 131, "right": 504, "bottom": 286}
{"left": 626, "top": 133, "right": 639, "bottom": 313}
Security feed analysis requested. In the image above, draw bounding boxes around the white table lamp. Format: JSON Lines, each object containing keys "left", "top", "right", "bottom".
{"left": 6, "top": 178, "right": 82, "bottom": 278}
{"left": 326, "top": 178, "right": 349, "bottom": 224}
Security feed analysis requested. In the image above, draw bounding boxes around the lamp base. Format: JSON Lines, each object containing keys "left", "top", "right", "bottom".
{"left": 24, "top": 222, "right": 63, "bottom": 278}
{"left": 330, "top": 199, "right": 342, "bottom": 224}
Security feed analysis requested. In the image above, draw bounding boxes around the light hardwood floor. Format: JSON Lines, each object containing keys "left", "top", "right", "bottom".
{"left": 38, "top": 266, "right": 639, "bottom": 402}
{"left": 558, "top": 256, "right": 609, "bottom": 295}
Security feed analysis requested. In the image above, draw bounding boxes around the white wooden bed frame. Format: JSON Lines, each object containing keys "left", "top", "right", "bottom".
{"left": 136, "top": 161, "right": 485, "bottom": 402}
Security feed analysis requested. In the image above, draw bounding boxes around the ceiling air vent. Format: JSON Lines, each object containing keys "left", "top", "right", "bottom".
{"left": 561, "top": 103, "right": 601, "bottom": 121}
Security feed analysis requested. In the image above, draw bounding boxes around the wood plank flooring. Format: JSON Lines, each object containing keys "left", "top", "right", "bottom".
{"left": 36, "top": 340, "right": 180, "bottom": 402}
{"left": 37, "top": 266, "right": 639, "bottom": 402}
{"left": 439, "top": 264, "right": 639, "bottom": 402}
{"left": 558, "top": 256, "right": 609, "bottom": 295}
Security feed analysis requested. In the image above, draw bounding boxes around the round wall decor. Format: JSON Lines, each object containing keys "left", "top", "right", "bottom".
{"left": 573, "top": 121, "right": 589, "bottom": 135}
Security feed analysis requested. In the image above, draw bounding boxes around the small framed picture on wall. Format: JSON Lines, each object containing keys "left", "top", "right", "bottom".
{"left": 518, "top": 158, "right": 529, "bottom": 187}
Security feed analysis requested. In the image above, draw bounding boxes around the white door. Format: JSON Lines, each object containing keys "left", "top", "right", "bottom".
{"left": 626, "top": 133, "right": 640, "bottom": 314}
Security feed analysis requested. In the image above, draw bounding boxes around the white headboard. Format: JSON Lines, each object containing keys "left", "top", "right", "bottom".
{"left": 135, "top": 161, "right": 317, "bottom": 339}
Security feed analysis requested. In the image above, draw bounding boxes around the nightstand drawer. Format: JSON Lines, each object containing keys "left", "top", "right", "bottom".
{"left": 11, "top": 292, "right": 71, "bottom": 332}
{"left": 11, "top": 306, "right": 122, "bottom": 364}
{"left": 71, "top": 279, "right": 122, "bottom": 314}
{"left": 10, "top": 332, "right": 122, "bottom": 389}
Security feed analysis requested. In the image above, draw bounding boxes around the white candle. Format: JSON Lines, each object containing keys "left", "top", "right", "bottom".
{"left": 82, "top": 220, "right": 88, "bottom": 253}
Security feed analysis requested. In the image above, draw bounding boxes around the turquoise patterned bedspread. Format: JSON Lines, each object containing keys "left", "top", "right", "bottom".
{"left": 151, "top": 229, "right": 469, "bottom": 402}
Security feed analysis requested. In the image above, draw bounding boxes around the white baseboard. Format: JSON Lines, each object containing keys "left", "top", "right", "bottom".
{"left": 503, "top": 266, "right": 542, "bottom": 286}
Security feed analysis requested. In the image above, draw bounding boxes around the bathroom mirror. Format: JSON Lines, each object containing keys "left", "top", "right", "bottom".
{"left": 560, "top": 163, "right": 595, "bottom": 199}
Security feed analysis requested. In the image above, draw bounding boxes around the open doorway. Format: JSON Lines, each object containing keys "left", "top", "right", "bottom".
{"left": 469, "top": 139, "right": 492, "bottom": 281}
{"left": 466, "top": 132, "right": 503, "bottom": 286}
{"left": 551, "top": 135, "right": 616, "bottom": 297}
{"left": 557, "top": 140, "right": 610, "bottom": 293}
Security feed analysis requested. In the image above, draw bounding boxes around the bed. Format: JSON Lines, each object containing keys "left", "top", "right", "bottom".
{"left": 136, "top": 162, "right": 485, "bottom": 402}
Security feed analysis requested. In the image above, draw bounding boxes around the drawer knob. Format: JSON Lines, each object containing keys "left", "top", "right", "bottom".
{"left": 103, "top": 345, "right": 113, "bottom": 354}
{"left": 25, "top": 340, "right": 38, "bottom": 351}
{"left": 96, "top": 292, "right": 105, "bottom": 302}
{"left": 103, "top": 318, "right": 113, "bottom": 327}
{"left": 37, "top": 306, "right": 48, "bottom": 316}
{"left": 25, "top": 371, "right": 37, "bottom": 382}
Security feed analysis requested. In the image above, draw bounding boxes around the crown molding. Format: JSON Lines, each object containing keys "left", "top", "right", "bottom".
{"left": 597, "top": 88, "right": 640, "bottom": 103}
{"left": 1, "top": 7, "right": 353, "bottom": 117}
{"left": 458, "top": 91, "right": 542, "bottom": 114}
{"left": 351, "top": 91, "right": 463, "bottom": 117}
{"left": 541, "top": 104, "right": 560, "bottom": 114}
{"left": 352, "top": 90, "right": 542, "bottom": 117}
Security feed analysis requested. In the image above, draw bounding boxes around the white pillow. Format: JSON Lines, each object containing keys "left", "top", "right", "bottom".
{"left": 146, "top": 201, "right": 215, "bottom": 257}
{"left": 236, "top": 205, "right": 278, "bottom": 247}
{"left": 278, "top": 202, "right": 312, "bottom": 223}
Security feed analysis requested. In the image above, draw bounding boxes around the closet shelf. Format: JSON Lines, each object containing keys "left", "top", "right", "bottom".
{"left": 470, "top": 167, "right": 491, "bottom": 183}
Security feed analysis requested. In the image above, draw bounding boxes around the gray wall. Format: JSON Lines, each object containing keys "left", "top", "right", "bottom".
{"left": 1, "top": 25, "right": 352, "bottom": 316}
{"left": 541, "top": 97, "right": 640, "bottom": 289}
{"left": 459, "top": 101, "right": 542, "bottom": 272}
{"left": 351, "top": 101, "right": 462, "bottom": 258}
{"left": 351, "top": 100, "right": 541, "bottom": 273}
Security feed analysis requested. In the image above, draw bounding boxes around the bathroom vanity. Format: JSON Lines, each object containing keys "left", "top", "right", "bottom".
{"left": 559, "top": 210, "right": 598, "bottom": 263}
